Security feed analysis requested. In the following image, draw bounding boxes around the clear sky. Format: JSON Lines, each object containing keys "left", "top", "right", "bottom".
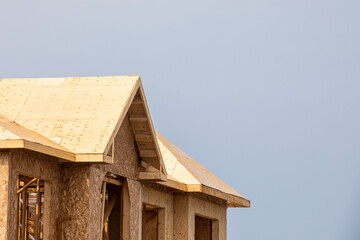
{"left": 1, "top": 0, "right": 359, "bottom": 239}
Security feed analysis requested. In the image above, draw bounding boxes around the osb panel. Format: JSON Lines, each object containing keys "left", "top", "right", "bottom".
{"left": 173, "top": 193, "right": 227, "bottom": 240}
{"left": 157, "top": 132, "right": 247, "bottom": 200}
{"left": 0, "top": 76, "right": 139, "bottom": 154}
{"left": 127, "top": 179, "right": 141, "bottom": 240}
{"left": 173, "top": 195, "right": 189, "bottom": 240}
{"left": 60, "top": 163, "right": 91, "bottom": 240}
{"left": 86, "top": 117, "right": 142, "bottom": 239}
{"left": 88, "top": 166, "right": 106, "bottom": 240}
{"left": 0, "top": 151, "right": 9, "bottom": 240}
{"left": 143, "top": 184, "right": 174, "bottom": 240}
{"left": 7, "top": 149, "right": 62, "bottom": 240}
{"left": 92, "top": 117, "right": 141, "bottom": 180}
{"left": 188, "top": 195, "right": 227, "bottom": 240}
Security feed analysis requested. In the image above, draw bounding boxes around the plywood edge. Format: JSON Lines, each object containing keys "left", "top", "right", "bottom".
{"left": 158, "top": 178, "right": 188, "bottom": 191}
{"left": 0, "top": 139, "right": 25, "bottom": 149}
{"left": 156, "top": 180, "right": 250, "bottom": 207}
{"left": 186, "top": 184, "right": 202, "bottom": 192}
{"left": 23, "top": 140, "right": 76, "bottom": 161}
{"left": 0, "top": 139, "right": 76, "bottom": 161}
{"left": 74, "top": 153, "right": 104, "bottom": 162}
{"left": 201, "top": 185, "right": 250, "bottom": 208}
{"left": 138, "top": 171, "right": 167, "bottom": 182}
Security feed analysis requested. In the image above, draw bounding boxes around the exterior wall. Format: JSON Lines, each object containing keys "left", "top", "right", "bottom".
{"left": 188, "top": 194, "right": 227, "bottom": 240}
{"left": 88, "top": 166, "right": 106, "bottom": 240}
{"left": 2, "top": 116, "right": 230, "bottom": 240}
{"left": 0, "top": 151, "right": 9, "bottom": 240}
{"left": 60, "top": 164, "right": 91, "bottom": 240}
{"left": 87, "top": 116, "right": 143, "bottom": 240}
{"left": 174, "top": 194, "right": 190, "bottom": 240}
{"left": 142, "top": 184, "right": 174, "bottom": 240}
{"left": 127, "top": 179, "right": 142, "bottom": 240}
{"left": 96, "top": 117, "right": 141, "bottom": 179}
{"left": 173, "top": 193, "right": 228, "bottom": 240}
{"left": 7, "top": 149, "right": 62, "bottom": 240}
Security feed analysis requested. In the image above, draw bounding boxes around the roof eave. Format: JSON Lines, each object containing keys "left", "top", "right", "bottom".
{"left": 158, "top": 180, "right": 250, "bottom": 208}
{"left": 0, "top": 139, "right": 76, "bottom": 161}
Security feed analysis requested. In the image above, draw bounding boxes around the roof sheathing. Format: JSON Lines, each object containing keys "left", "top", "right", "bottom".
{"left": 157, "top": 132, "right": 250, "bottom": 207}
{"left": 0, "top": 75, "right": 248, "bottom": 206}
{"left": 0, "top": 76, "right": 139, "bottom": 156}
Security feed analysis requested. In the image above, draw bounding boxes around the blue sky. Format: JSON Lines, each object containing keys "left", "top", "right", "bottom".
{"left": 1, "top": 0, "right": 359, "bottom": 239}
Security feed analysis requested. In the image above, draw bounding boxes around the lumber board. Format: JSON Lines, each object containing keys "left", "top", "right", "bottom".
{"left": 103, "top": 177, "right": 122, "bottom": 186}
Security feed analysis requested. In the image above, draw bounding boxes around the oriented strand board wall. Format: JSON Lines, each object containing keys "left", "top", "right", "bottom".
{"left": 88, "top": 166, "right": 106, "bottom": 240}
{"left": 7, "top": 149, "right": 62, "bottom": 240}
{"left": 87, "top": 116, "right": 142, "bottom": 240}
{"left": 91, "top": 117, "right": 141, "bottom": 180}
{"left": 0, "top": 151, "right": 9, "bottom": 240}
{"left": 127, "top": 178, "right": 142, "bottom": 240}
{"left": 60, "top": 164, "right": 91, "bottom": 240}
{"left": 188, "top": 194, "right": 227, "bottom": 240}
{"left": 142, "top": 184, "right": 174, "bottom": 240}
{"left": 174, "top": 194, "right": 190, "bottom": 240}
{"left": 173, "top": 193, "right": 227, "bottom": 240}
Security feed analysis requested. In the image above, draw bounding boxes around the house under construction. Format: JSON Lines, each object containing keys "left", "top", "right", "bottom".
{"left": 0, "top": 76, "right": 250, "bottom": 240}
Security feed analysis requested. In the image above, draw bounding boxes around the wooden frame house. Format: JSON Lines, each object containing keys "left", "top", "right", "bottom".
{"left": 0, "top": 76, "right": 250, "bottom": 240}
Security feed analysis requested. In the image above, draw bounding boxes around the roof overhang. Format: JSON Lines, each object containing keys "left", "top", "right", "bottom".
{"left": 0, "top": 139, "right": 75, "bottom": 161}
{"left": 159, "top": 179, "right": 250, "bottom": 208}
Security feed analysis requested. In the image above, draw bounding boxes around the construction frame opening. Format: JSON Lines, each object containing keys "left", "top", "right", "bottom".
{"left": 17, "top": 175, "right": 45, "bottom": 240}
{"left": 195, "top": 215, "right": 219, "bottom": 240}
{"left": 142, "top": 204, "right": 165, "bottom": 240}
{"left": 100, "top": 176, "right": 123, "bottom": 240}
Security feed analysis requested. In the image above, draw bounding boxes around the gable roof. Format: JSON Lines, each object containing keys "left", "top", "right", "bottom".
{"left": 157, "top": 132, "right": 250, "bottom": 207}
{"left": 0, "top": 75, "right": 249, "bottom": 206}
{"left": 0, "top": 76, "right": 166, "bottom": 176}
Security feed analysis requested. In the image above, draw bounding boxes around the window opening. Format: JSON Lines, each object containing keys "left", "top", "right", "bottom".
{"left": 142, "top": 204, "right": 165, "bottom": 240}
{"left": 17, "top": 175, "right": 45, "bottom": 240}
{"left": 195, "top": 215, "right": 218, "bottom": 240}
{"left": 101, "top": 177, "right": 122, "bottom": 240}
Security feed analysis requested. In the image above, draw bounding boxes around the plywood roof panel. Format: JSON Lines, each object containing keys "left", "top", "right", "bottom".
{"left": 0, "top": 76, "right": 138, "bottom": 154}
{"left": 157, "top": 132, "right": 249, "bottom": 206}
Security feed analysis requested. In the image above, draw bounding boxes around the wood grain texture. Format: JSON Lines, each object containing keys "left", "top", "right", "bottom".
{"left": 0, "top": 151, "right": 9, "bottom": 240}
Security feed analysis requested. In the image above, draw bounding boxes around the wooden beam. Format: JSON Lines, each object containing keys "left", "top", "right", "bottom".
{"left": 103, "top": 191, "right": 119, "bottom": 225}
{"left": 158, "top": 178, "right": 188, "bottom": 192}
{"left": 138, "top": 171, "right": 167, "bottom": 182}
{"left": 129, "top": 116, "right": 147, "bottom": 122}
{"left": 100, "top": 182, "right": 107, "bottom": 240}
{"left": 20, "top": 191, "right": 26, "bottom": 239}
{"left": 132, "top": 99, "right": 144, "bottom": 105}
{"left": 135, "top": 133, "right": 153, "bottom": 142}
{"left": 24, "top": 192, "right": 28, "bottom": 240}
{"left": 103, "top": 177, "right": 122, "bottom": 186}
{"left": 17, "top": 178, "right": 21, "bottom": 240}
{"left": 35, "top": 179, "right": 40, "bottom": 240}
{"left": 17, "top": 178, "right": 37, "bottom": 194}
{"left": 141, "top": 161, "right": 148, "bottom": 169}
{"left": 140, "top": 150, "right": 157, "bottom": 158}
